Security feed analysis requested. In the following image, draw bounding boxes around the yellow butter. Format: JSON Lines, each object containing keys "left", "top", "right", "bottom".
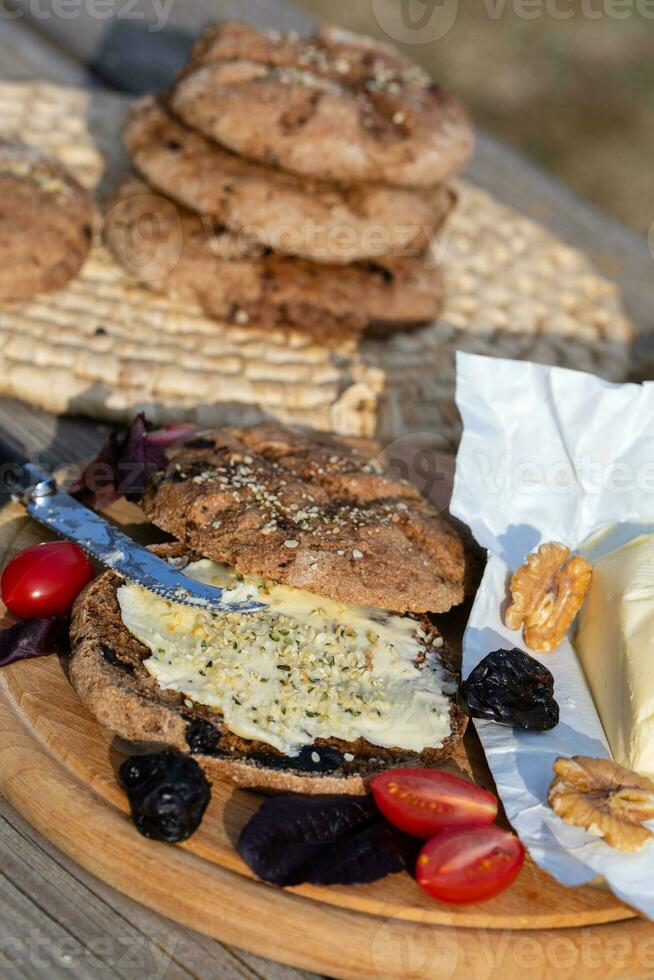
{"left": 576, "top": 533, "right": 654, "bottom": 776}
{"left": 118, "top": 559, "right": 455, "bottom": 757}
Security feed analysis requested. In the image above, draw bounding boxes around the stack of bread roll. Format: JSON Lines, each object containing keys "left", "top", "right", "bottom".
{"left": 0, "top": 31, "right": 632, "bottom": 445}
{"left": 105, "top": 22, "right": 474, "bottom": 345}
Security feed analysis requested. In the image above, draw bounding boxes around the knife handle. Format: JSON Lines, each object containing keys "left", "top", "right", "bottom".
{"left": 20, "top": 468, "right": 57, "bottom": 503}
{"left": 0, "top": 443, "right": 55, "bottom": 500}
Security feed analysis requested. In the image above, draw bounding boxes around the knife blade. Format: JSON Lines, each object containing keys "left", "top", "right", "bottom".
{"left": 9, "top": 459, "right": 264, "bottom": 614}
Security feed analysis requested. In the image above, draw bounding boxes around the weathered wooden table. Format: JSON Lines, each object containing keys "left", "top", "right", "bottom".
{"left": 0, "top": 3, "right": 653, "bottom": 977}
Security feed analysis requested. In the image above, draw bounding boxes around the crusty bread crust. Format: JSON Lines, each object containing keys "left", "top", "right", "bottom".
{"left": 104, "top": 175, "right": 445, "bottom": 343}
{"left": 170, "top": 23, "right": 474, "bottom": 187}
{"left": 141, "top": 422, "right": 466, "bottom": 614}
{"left": 125, "top": 96, "right": 455, "bottom": 265}
{"left": 0, "top": 140, "right": 96, "bottom": 301}
{"left": 69, "top": 543, "right": 467, "bottom": 795}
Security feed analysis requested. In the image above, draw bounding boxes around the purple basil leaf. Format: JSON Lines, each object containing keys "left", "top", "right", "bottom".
{"left": 238, "top": 794, "right": 406, "bottom": 887}
{"left": 71, "top": 413, "right": 168, "bottom": 508}
{"left": 146, "top": 423, "right": 200, "bottom": 449}
{"left": 0, "top": 615, "right": 70, "bottom": 667}
{"left": 120, "top": 414, "right": 168, "bottom": 502}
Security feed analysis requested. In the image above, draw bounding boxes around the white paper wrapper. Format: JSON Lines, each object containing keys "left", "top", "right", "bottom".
{"left": 450, "top": 352, "right": 654, "bottom": 918}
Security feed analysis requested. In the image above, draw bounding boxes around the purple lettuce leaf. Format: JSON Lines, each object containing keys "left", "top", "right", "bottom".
{"left": 0, "top": 616, "right": 70, "bottom": 667}
{"left": 238, "top": 794, "right": 407, "bottom": 887}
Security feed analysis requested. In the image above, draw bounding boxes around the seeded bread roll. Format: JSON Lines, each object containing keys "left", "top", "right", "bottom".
{"left": 69, "top": 543, "right": 468, "bottom": 795}
{"left": 0, "top": 140, "right": 96, "bottom": 301}
{"left": 125, "top": 96, "right": 455, "bottom": 264}
{"left": 170, "top": 23, "right": 474, "bottom": 187}
{"left": 104, "top": 176, "right": 445, "bottom": 342}
{"left": 141, "top": 421, "right": 466, "bottom": 614}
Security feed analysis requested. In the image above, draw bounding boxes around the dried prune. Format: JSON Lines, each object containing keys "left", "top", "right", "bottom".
{"left": 119, "top": 750, "right": 211, "bottom": 843}
{"left": 185, "top": 717, "right": 221, "bottom": 755}
{"left": 246, "top": 744, "right": 343, "bottom": 774}
{"left": 459, "top": 648, "right": 559, "bottom": 731}
{"left": 238, "top": 794, "right": 406, "bottom": 886}
{"left": 101, "top": 643, "right": 135, "bottom": 675}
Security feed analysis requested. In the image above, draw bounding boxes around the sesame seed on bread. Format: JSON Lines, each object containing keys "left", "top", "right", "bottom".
{"left": 170, "top": 22, "right": 474, "bottom": 187}
{"left": 69, "top": 543, "right": 468, "bottom": 795}
{"left": 141, "top": 422, "right": 466, "bottom": 614}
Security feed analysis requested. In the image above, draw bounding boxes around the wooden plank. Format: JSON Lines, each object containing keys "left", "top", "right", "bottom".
{"left": 0, "top": 17, "right": 90, "bottom": 84}
{"left": 15, "top": 0, "right": 315, "bottom": 91}
{"left": 16, "top": 0, "right": 315, "bottom": 53}
{"left": 0, "top": 799, "right": 315, "bottom": 980}
{"left": 0, "top": 398, "right": 109, "bottom": 470}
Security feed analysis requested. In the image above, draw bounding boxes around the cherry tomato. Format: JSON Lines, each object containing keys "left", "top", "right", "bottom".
{"left": 416, "top": 826, "right": 525, "bottom": 905}
{"left": 371, "top": 768, "right": 497, "bottom": 838}
{"left": 1, "top": 542, "right": 95, "bottom": 618}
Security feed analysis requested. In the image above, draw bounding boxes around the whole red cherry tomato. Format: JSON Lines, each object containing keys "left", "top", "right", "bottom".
{"left": 371, "top": 768, "right": 498, "bottom": 838}
{"left": 1, "top": 542, "right": 95, "bottom": 618}
{"left": 416, "top": 826, "right": 525, "bottom": 905}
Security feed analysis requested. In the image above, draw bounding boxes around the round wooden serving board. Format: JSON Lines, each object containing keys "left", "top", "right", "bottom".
{"left": 0, "top": 499, "right": 650, "bottom": 979}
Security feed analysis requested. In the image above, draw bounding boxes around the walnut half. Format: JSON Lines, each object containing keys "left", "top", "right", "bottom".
{"left": 505, "top": 542, "right": 592, "bottom": 653}
{"left": 549, "top": 756, "right": 654, "bottom": 852}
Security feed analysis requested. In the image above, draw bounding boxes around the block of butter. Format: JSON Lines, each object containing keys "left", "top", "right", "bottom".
{"left": 576, "top": 533, "right": 654, "bottom": 776}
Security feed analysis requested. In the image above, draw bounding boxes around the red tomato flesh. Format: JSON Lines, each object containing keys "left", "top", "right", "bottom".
{"left": 371, "top": 768, "right": 498, "bottom": 838}
{"left": 1, "top": 542, "right": 95, "bottom": 618}
{"left": 416, "top": 826, "right": 525, "bottom": 905}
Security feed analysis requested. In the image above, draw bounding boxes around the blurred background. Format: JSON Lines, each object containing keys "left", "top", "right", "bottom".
{"left": 300, "top": 0, "right": 653, "bottom": 238}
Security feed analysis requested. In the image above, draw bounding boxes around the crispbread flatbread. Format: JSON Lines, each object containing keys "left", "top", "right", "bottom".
{"left": 171, "top": 23, "right": 474, "bottom": 188}
{"left": 141, "top": 422, "right": 466, "bottom": 613}
{"left": 0, "top": 81, "right": 634, "bottom": 445}
{"left": 69, "top": 542, "right": 468, "bottom": 794}
{"left": 125, "top": 95, "right": 453, "bottom": 264}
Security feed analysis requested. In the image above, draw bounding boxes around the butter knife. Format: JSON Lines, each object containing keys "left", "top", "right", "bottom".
{"left": 6, "top": 458, "right": 264, "bottom": 614}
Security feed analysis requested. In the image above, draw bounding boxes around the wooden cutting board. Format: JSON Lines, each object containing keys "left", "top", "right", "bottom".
{"left": 0, "top": 497, "right": 650, "bottom": 980}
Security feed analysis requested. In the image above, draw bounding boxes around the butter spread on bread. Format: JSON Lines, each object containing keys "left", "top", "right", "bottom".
{"left": 118, "top": 559, "right": 455, "bottom": 757}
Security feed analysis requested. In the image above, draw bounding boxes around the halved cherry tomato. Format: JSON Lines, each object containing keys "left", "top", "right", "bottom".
{"left": 1, "top": 542, "right": 95, "bottom": 618}
{"left": 416, "top": 826, "right": 525, "bottom": 905}
{"left": 371, "top": 768, "right": 497, "bottom": 838}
